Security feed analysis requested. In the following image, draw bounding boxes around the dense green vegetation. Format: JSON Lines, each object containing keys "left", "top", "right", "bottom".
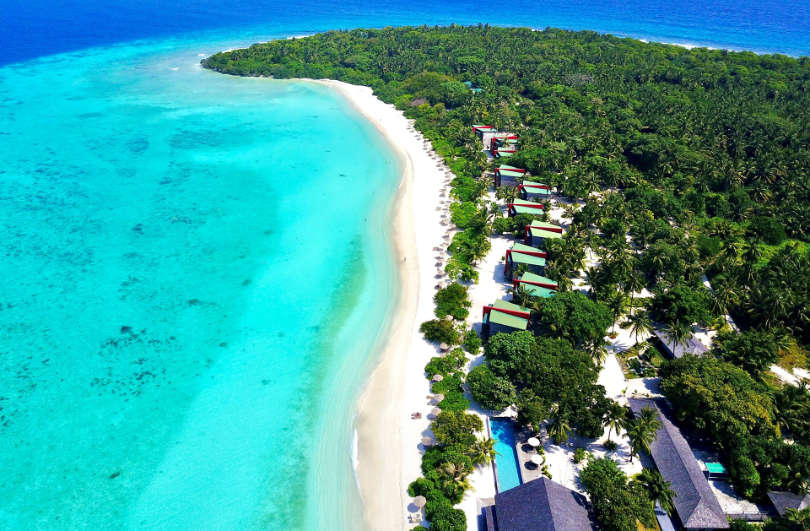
{"left": 205, "top": 25, "right": 810, "bottom": 526}
{"left": 581, "top": 457, "right": 658, "bottom": 530}
{"left": 661, "top": 356, "right": 810, "bottom": 498}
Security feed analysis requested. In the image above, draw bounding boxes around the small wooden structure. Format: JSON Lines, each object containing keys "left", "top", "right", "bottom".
{"left": 513, "top": 272, "right": 558, "bottom": 299}
{"left": 494, "top": 165, "right": 526, "bottom": 187}
{"left": 518, "top": 181, "right": 551, "bottom": 200}
{"left": 504, "top": 243, "right": 547, "bottom": 280}
{"left": 524, "top": 220, "right": 563, "bottom": 247}
{"left": 482, "top": 299, "right": 531, "bottom": 341}
{"left": 490, "top": 133, "right": 518, "bottom": 151}
{"left": 507, "top": 199, "right": 544, "bottom": 217}
{"left": 473, "top": 124, "right": 497, "bottom": 137}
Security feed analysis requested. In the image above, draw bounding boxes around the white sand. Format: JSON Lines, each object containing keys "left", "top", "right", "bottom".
{"left": 318, "top": 80, "right": 450, "bottom": 530}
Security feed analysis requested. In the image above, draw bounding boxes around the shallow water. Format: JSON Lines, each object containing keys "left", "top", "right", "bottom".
{"left": 0, "top": 39, "right": 399, "bottom": 530}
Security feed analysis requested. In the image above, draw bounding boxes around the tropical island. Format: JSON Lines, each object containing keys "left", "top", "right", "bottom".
{"left": 204, "top": 26, "right": 810, "bottom": 531}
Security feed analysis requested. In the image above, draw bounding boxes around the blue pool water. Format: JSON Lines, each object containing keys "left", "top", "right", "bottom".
{"left": 490, "top": 418, "right": 523, "bottom": 492}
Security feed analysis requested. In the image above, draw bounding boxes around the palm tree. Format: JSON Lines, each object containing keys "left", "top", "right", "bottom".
{"left": 782, "top": 507, "right": 810, "bottom": 527}
{"left": 627, "top": 406, "right": 661, "bottom": 463}
{"left": 603, "top": 401, "right": 627, "bottom": 444}
{"left": 547, "top": 412, "right": 572, "bottom": 445}
{"left": 636, "top": 469, "right": 676, "bottom": 516}
{"left": 624, "top": 269, "right": 645, "bottom": 308}
{"left": 665, "top": 319, "right": 692, "bottom": 350}
{"left": 469, "top": 436, "right": 496, "bottom": 466}
{"left": 626, "top": 310, "right": 654, "bottom": 343}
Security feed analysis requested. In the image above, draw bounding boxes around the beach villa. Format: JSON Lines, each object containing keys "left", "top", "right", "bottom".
{"left": 504, "top": 243, "right": 546, "bottom": 280}
{"left": 524, "top": 220, "right": 563, "bottom": 247}
{"left": 489, "top": 132, "right": 518, "bottom": 151}
{"left": 768, "top": 491, "right": 810, "bottom": 518}
{"left": 507, "top": 199, "right": 544, "bottom": 217}
{"left": 482, "top": 477, "right": 595, "bottom": 531}
{"left": 482, "top": 300, "right": 531, "bottom": 340}
{"left": 513, "top": 272, "right": 557, "bottom": 299}
{"left": 473, "top": 124, "right": 497, "bottom": 136}
{"left": 518, "top": 181, "right": 551, "bottom": 200}
{"left": 494, "top": 165, "right": 526, "bottom": 188}
{"left": 628, "top": 398, "right": 730, "bottom": 530}
{"left": 494, "top": 147, "right": 516, "bottom": 158}
{"left": 653, "top": 330, "right": 709, "bottom": 359}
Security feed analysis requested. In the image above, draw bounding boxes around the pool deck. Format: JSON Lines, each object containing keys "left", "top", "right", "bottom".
{"left": 515, "top": 426, "right": 545, "bottom": 483}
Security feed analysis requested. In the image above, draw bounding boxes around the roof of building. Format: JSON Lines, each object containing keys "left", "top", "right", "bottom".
{"left": 510, "top": 199, "right": 544, "bottom": 215}
{"left": 530, "top": 227, "right": 563, "bottom": 239}
{"left": 628, "top": 398, "right": 729, "bottom": 530}
{"left": 490, "top": 477, "right": 594, "bottom": 531}
{"left": 518, "top": 272, "right": 558, "bottom": 287}
{"left": 486, "top": 300, "right": 530, "bottom": 330}
{"left": 768, "top": 491, "right": 810, "bottom": 517}
{"left": 497, "top": 167, "right": 525, "bottom": 179}
{"left": 509, "top": 243, "right": 546, "bottom": 267}
{"left": 529, "top": 220, "right": 562, "bottom": 231}
{"left": 496, "top": 150, "right": 514, "bottom": 158}
{"left": 524, "top": 285, "right": 556, "bottom": 298}
{"left": 654, "top": 330, "right": 709, "bottom": 359}
{"left": 522, "top": 182, "right": 551, "bottom": 195}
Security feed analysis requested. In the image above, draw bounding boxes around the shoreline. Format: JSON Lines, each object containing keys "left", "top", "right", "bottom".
{"left": 316, "top": 79, "right": 449, "bottom": 530}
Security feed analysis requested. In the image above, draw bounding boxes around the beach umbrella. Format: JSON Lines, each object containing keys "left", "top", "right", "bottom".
{"left": 431, "top": 407, "right": 441, "bottom": 416}
{"left": 528, "top": 437, "right": 541, "bottom": 448}
{"left": 530, "top": 454, "right": 543, "bottom": 465}
{"left": 432, "top": 374, "right": 444, "bottom": 382}
{"left": 433, "top": 393, "right": 445, "bottom": 402}
{"left": 413, "top": 496, "right": 427, "bottom": 509}
{"left": 439, "top": 343, "right": 449, "bottom": 352}
{"left": 421, "top": 437, "right": 434, "bottom": 447}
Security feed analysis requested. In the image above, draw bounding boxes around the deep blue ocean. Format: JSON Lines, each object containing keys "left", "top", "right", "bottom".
{"left": 2, "top": 0, "right": 809, "bottom": 66}
{"left": 0, "top": 2, "right": 807, "bottom": 530}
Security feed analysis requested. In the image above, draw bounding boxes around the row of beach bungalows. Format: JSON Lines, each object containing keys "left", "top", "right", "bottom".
{"left": 472, "top": 125, "right": 518, "bottom": 158}
{"left": 482, "top": 164, "right": 564, "bottom": 341}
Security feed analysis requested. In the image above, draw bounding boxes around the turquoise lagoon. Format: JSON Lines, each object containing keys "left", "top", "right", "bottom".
{"left": 0, "top": 36, "right": 401, "bottom": 529}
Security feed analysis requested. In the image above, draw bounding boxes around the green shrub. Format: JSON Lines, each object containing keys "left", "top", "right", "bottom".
{"left": 574, "top": 447, "right": 587, "bottom": 463}
{"left": 420, "top": 319, "right": 460, "bottom": 344}
{"left": 424, "top": 348, "right": 467, "bottom": 378}
{"left": 434, "top": 283, "right": 471, "bottom": 320}
{"left": 467, "top": 364, "right": 516, "bottom": 411}
{"left": 463, "top": 329, "right": 482, "bottom": 354}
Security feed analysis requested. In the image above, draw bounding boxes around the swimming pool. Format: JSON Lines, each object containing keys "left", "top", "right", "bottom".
{"left": 489, "top": 417, "right": 522, "bottom": 492}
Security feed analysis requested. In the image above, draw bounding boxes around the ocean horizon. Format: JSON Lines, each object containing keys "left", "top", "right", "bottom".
{"left": 1, "top": 1, "right": 808, "bottom": 529}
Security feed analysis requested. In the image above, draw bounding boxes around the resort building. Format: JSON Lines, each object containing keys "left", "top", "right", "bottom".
{"left": 494, "top": 165, "right": 526, "bottom": 187}
{"left": 504, "top": 243, "right": 546, "bottom": 280}
{"left": 768, "top": 491, "right": 810, "bottom": 518}
{"left": 482, "top": 300, "right": 531, "bottom": 340}
{"left": 654, "top": 330, "right": 709, "bottom": 359}
{"left": 494, "top": 147, "right": 516, "bottom": 158}
{"left": 628, "top": 398, "right": 730, "bottom": 530}
{"left": 518, "top": 181, "right": 551, "bottom": 200}
{"left": 482, "top": 477, "right": 595, "bottom": 531}
{"left": 524, "top": 220, "right": 563, "bottom": 247}
{"left": 473, "top": 124, "right": 497, "bottom": 136}
{"left": 513, "top": 272, "right": 558, "bottom": 299}
{"left": 507, "top": 199, "right": 544, "bottom": 217}
{"left": 489, "top": 132, "right": 518, "bottom": 151}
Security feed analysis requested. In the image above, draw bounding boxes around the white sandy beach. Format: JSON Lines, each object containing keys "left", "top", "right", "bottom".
{"left": 319, "top": 80, "right": 451, "bottom": 530}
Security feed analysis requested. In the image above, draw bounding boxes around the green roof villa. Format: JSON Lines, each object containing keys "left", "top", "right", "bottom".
{"left": 504, "top": 242, "right": 546, "bottom": 280}
{"left": 482, "top": 299, "right": 531, "bottom": 340}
